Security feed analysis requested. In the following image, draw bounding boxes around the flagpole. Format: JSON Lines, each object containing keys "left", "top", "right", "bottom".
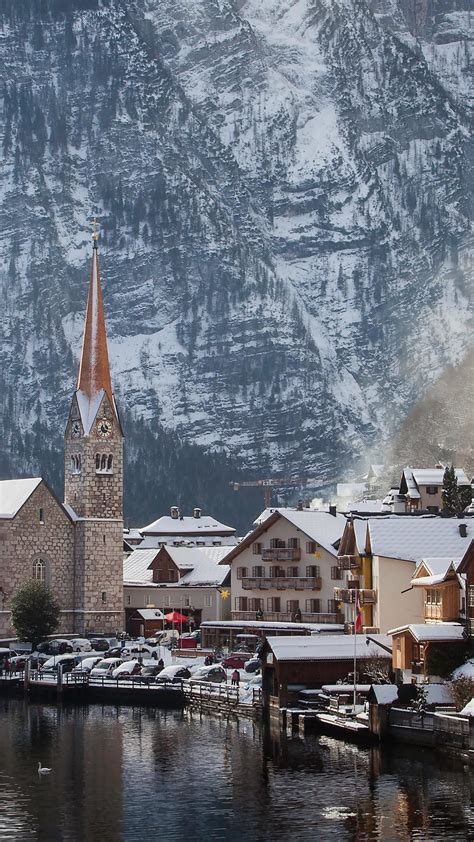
{"left": 353, "top": 587, "right": 357, "bottom": 713}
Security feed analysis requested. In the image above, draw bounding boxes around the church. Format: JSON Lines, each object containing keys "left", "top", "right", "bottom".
{"left": 0, "top": 229, "right": 124, "bottom": 637}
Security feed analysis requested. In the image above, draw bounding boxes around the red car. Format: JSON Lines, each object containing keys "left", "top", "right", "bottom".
{"left": 221, "top": 654, "right": 247, "bottom": 669}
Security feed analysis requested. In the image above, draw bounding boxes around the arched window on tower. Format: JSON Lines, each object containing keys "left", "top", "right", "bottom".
{"left": 32, "top": 559, "right": 46, "bottom": 583}
{"left": 71, "top": 455, "right": 82, "bottom": 475}
{"left": 95, "top": 453, "right": 114, "bottom": 474}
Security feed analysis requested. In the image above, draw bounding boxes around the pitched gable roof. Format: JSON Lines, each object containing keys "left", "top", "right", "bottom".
{"left": 0, "top": 478, "right": 43, "bottom": 518}
{"left": 366, "top": 517, "right": 472, "bottom": 563}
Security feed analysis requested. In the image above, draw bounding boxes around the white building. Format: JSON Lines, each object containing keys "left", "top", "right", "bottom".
{"left": 123, "top": 544, "right": 232, "bottom": 631}
{"left": 222, "top": 506, "right": 347, "bottom": 624}
{"left": 125, "top": 506, "right": 238, "bottom": 550}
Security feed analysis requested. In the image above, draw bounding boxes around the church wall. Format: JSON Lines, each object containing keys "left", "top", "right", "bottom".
{"left": 0, "top": 483, "right": 75, "bottom": 638}
{"left": 73, "top": 519, "right": 124, "bottom": 635}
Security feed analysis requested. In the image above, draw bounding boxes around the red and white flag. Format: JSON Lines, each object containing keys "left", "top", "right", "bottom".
{"left": 355, "top": 589, "right": 363, "bottom": 633}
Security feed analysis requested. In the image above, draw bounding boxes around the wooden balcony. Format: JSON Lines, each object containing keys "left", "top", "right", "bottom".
{"left": 261, "top": 547, "right": 301, "bottom": 562}
{"left": 231, "top": 611, "right": 344, "bottom": 624}
{"left": 334, "top": 588, "right": 377, "bottom": 605}
{"left": 338, "top": 554, "right": 361, "bottom": 570}
{"left": 241, "top": 576, "right": 322, "bottom": 591}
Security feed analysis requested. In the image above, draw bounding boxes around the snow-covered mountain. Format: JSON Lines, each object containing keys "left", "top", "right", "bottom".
{"left": 0, "top": 0, "right": 472, "bottom": 520}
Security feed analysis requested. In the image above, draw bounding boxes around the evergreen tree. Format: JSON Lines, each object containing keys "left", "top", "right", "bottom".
{"left": 10, "top": 581, "right": 60, "bottom": 649}
{"left": 442, "top": 464, "right": 472, "bottom": 514}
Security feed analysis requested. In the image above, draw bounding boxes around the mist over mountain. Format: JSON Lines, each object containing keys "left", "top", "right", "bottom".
{"left": 0, "top": 0, "right": 472, "bottom": 529}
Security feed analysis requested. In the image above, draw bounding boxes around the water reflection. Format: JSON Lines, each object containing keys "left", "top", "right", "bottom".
{"left": 0, "top": 699, "right": 472, "bottom": 841}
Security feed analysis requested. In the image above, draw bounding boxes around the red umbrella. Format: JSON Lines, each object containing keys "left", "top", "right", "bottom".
{"left": 164, "top": 611, "right": 188, "bottom": 624}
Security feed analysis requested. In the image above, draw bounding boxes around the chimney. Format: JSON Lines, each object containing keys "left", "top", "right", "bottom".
{"left": 297, "top": 500, "right": 304, "bottom": 511}
{"left": 193, "top": 507, "right": 201, "bottom": 519}
{"left": 170, "top": 506, "right": 179, "bottom": 520}
{"left": 329, "top": 504, "right": 337, "bottom": 517}
{"left": 459, "top": 523, "right": 468, "bottom": 538}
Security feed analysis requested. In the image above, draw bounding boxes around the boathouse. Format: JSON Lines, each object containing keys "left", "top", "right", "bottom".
{"left": 262, "top": 634, "right": 392, "bottom": 711}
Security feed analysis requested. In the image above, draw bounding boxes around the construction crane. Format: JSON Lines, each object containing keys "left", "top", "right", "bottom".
{"left": 230, "top": 477, "right": 309, "bottom": 509}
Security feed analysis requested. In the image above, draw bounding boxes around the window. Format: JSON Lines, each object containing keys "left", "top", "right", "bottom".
{"left": 126, "top": 594, "right": 131, "bottom": 606}
{"left": 33, "top": 559, "right": 46, "bottom": 582}
{"left": 270, "top": 538, "right": 285, "bottom": 549}
{"left": 306, "top": 541, "right": 317, "bottom": 554}
{"left": 101, "top": 591, "right": 107, "bottom": 604}
{"left": 287, "top": 566, "right": 299, "bottom": 577}
{"left": 205, "top": 595, "right": 212, "bottom": 608}
{"left": 168, "top": 569, "right": 177, "bottom": 582}
{"left": 331, "top": 566, "right": 342, "bottom": 580}
{"left": 288, "top": 537, "right": 299, "bottom": 549}
{"left": 95, "top": 453, "right": 113, "bottom": 473}
{"left": 249, "top": 598, "right": 263, "bottom": 611}
{"left": 305, "top": 598, "right": 321, "bottom": 613}
{"left": 235, "top": 597, "right": 248, "bottom": 611}
{"left": 162, "top": 595, "right": 171, "bottom": 607}
{"left": 107, "top": 454, "right": 113, "bottom": 471}
{"left": 267, "top": 597, "right": 280, "bottom": 612}
{"left": 327, "top": 599, "right": 338, "bottom": 613}
{"left": 252, "top": 542, "right": 263, "bottom": 555}
{"left": 70, "top": 455, "right": 82, "bottom": 474}
{"left": 236, "top": 567, "right": 248, "bottom": 579}
{"left": 270, "top": 566, "right": 284, "bottom": 578}
{"left": 212, "top": 541, "right": 221, "bottom": 546}
{"left": 252, "top": 566, "right": 264, "bottom": 578}
{"left": 184, "top": 597, "right": 190, "bottom": 608}
{"left": 306, "top": 565, "right": 320, "bottom": 578}
{"left": 39, "top": 508, "right": 44, "bottom": 524}
{"left": 196, "top": 541, "right": 205, "bottom": 547}
{"left": 426, "top": 486, "right": 438, "bottom": 495}
{"left": 286, "top": 600, "right": 299, "bottom": 613}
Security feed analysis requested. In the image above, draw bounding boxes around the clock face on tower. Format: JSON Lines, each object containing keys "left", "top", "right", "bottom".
{"left": 97, "top": 418, "right": 113, "bottom": 439}
{"left": 71, "top": 421, "right": 81, "bottom": 439}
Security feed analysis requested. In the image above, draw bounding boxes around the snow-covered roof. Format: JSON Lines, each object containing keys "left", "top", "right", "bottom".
{"left": 123, "top": 528, "right": 143, "bottom": 541}
{"left": 137, "top": 535, "right": 238, "bottom": 550}
{"left": 345, "top": 499, "right": 387, "bottom": 514}
{"left": 201, "top": 620, "right": 344, "bottom": 632}
{"left": 412, "top": 468, "right": 470, "bottom": 487}
{"left": 452, "top": 659, "right": 474, "bottom": 680}
{"left": 367, "top": 517, "right": 472, "bottom": 563}
{"left": 423, "top": 684, "right": 453, "bottom": 705}
{"left": 134, "top": 608, "right": 165, "bottom": 620}
{"left": 0, "top": 478, "right": 42, "bottom": 518}
{"left": 411, "top": 557, "right": 462, "bottom": 587}
{"left": 253, "top": 508, "right": 345, "bottom": 555}
{"left": 140, "top": 514, "right": 235, "bottom": 536}
{"left": 123, "top": 545, "right": 232, "bottom": 588}
{"left": 459, "top": 697, "right": 474, "bottom": 715}
{"left": 387, "top": 623, "right": 464, "bottom": 642}
{"left": 267, "top": 634, "right": 392, "bottom": 662}
{"left": 369, "top": 685, "right": 399, "bottom": 705}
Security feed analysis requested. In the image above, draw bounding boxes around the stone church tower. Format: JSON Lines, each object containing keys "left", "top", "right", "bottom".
{"left": 64, "top": 229, "right": 124, "bottom": 633}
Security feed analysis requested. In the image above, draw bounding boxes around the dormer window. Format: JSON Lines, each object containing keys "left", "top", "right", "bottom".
{"left": 95, "top": 453, "right": 114, "bottom": 474}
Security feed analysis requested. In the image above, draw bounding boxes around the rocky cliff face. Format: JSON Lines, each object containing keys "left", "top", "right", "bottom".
{"left": 0, "top": 0, "right": 471, "bottom": 523}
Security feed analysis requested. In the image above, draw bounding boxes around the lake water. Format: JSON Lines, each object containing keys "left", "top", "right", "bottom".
{"left": 0, "top": 699, "right": 473, "bottom": 841}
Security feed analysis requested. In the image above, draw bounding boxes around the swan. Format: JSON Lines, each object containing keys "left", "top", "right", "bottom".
{"left": 38, "top": 762, "right": 52, "bottom": 775}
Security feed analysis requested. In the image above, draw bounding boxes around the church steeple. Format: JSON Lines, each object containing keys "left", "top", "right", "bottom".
{"left": 77, "top": 224, "right": 114, "bottom": 412}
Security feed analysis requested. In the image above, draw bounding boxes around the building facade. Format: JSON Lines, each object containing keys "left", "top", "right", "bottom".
{"left": 0, "top": 234, "right": 124, "bottom": 637}
{"left": 224, "top": 507, "right": 346, "bottom": 625}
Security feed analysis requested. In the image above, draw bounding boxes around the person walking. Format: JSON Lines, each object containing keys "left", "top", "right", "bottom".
{"left": 231, "top": 669, "right": 240, "bottom": 687}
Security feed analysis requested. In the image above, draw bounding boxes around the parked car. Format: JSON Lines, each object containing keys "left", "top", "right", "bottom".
{"left": 72, "top": 656, "right": 103, "bottom": 675}
{"left": 121, "top": 643, "right": 156, "bottom": 660}
{"left": 89, "top": 658, "right": 123, "bottom": 679}
{"left": 111, "top": 660, "right": 142, "bottom": 679}
{"left": 145, "top": 635, "right": 164, "bottom": 646}
{"left": 137, "top": 664, "right": 163, "bottom": 684}
{"left": 189, "top": 665, "right": 227, "bottom": 684}
{"left": 222, "top": 654, "right": 248, "bottom": 670}
{"left": 71, "top": 638, "right": 92, "bottom": 652}
{"left": 244, "top": 658, "right": 262, "bottom": 674}
{"left": 89, "top": 637, "right": 120, "bottom": 652}
{"left": 29, "top": 652, "right": 50, "bottom": 670}
{"left": 40, "top": 654, "right": 78, "bottom": 674}
{"left": 106, "top": 646, "right": 124, "bottom": 658}
{"left": 37, "top": 639, "right": 73, "bottom": 655}
{"left": 154, "top": 665, "right": 191, "bottom": 684}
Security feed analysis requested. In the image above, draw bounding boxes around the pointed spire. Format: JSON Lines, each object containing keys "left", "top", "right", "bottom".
{"left": 77, "top": 225, "right": 114, "bottom": 408}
